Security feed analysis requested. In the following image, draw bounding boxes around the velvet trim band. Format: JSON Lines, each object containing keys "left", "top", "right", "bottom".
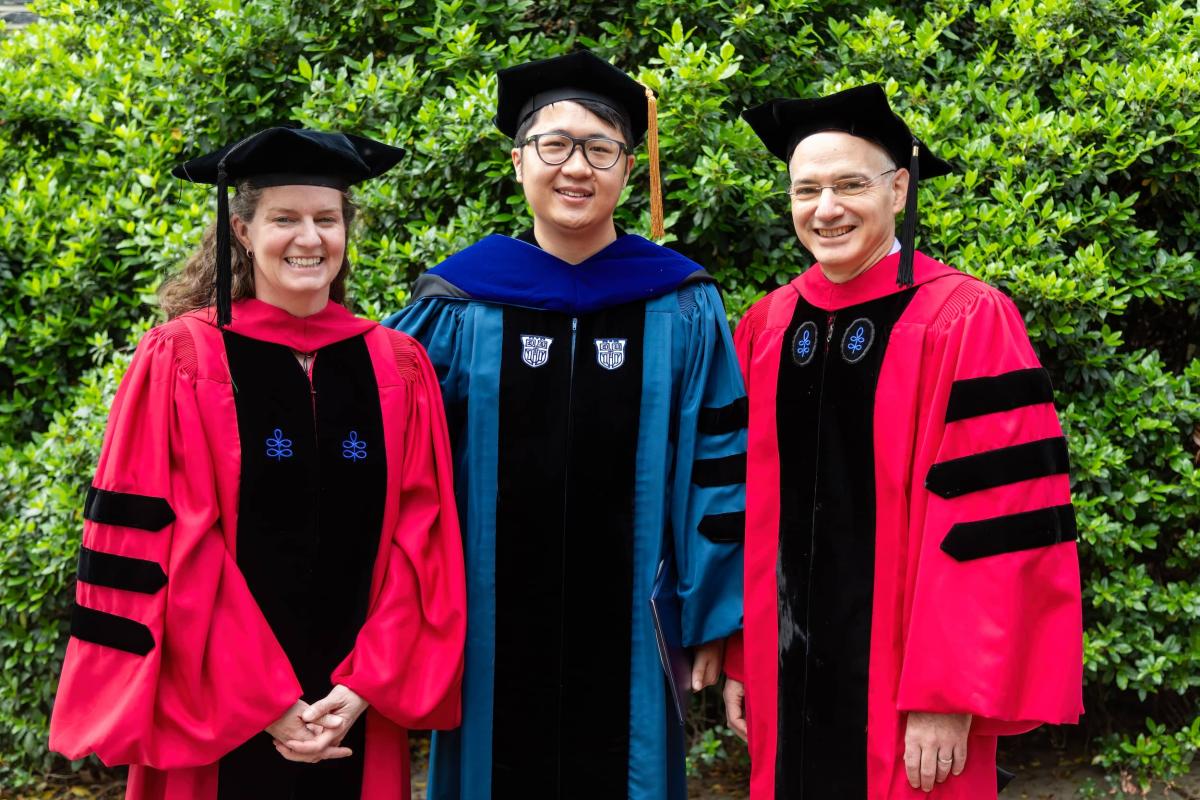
{"left": 492, "top": 304, "right": 642, "bottom": 795}
{"left": 246, "top": 172, "right": 350, "bottom": 190}
{"left": 925, "top": 437, "right": 1070, "bottom": 499}
{"left": 698, "top": 511, "right": 746, "bottom": 543}
{"left": 70, "top": 604, "right": 155, "bottom": 655}
{"left": 83, "top": 486, "right": 175, "bottom": 532}
{"left": 697, "top": 397, "right": 749, "bottom": 435}
{"left": 78, "top": 546, "right": 167, "bottom": 594}
{"left": 692, "top": 453, "right": 747, "bottom": 487}
{"left": 940, "top": 504, "right": 1077, "bottom": 561}
{"left": 945, "top": 367, "right": 1054, "bottom": 423}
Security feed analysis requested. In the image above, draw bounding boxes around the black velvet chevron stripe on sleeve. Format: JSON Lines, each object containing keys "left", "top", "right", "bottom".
{"left": 78, "top": 546, "right": 167, "bottom": 594}
{"left": 945, "top": 368, "right": 1054, "bottom": 423}
{"left": 692, "top": 454, "right": 747, "bottom": 487}
{"left": 698, "top": 511, "right": 746, "bottom": 543}
{"left": 925, "top": 437, "right": 1070, "bottom": 499}
{"left": 697, "top": 397, "right": 749, "bottom": 435}
{"left": 941, "top": 504, "right": 1078, "bottom": 561}
{"left": 84, "top": 486, "right": 175, "bottom": 532}
{"left": 70, "top": 604, "right": 155, "bottom": 655}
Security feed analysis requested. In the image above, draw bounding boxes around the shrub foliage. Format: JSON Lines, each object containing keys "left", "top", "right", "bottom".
{"left": 1, "top": 0, "right": 1198, "bottom": 789}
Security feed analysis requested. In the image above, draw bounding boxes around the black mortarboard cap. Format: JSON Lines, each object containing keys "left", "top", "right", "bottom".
{"left": 173, "top": 127, "right": 404, "bottom": 326}
{"left": 495, "top": 51, "right": 664, "bottom": 238}
{"left": 495, "top": 50, "right": 648, "bottom": 144}
{"left": 742, "top": 84, "right": 953, "bottom": 287}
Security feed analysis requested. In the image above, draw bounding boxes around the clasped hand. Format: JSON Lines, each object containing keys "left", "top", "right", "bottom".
{"left": 264, "top": 684, "right": 369, "bottom": 764}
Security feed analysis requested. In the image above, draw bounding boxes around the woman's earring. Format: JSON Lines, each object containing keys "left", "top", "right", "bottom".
{"left": 247, "top": 250, "right": 254, "bottom": 261}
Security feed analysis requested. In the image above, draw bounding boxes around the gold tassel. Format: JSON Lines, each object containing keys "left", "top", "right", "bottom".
{"left": 644, "top": 85, "right": 664, "bottom": 239}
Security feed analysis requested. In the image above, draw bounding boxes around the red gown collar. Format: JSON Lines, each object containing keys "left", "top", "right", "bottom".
{"left": 792, "top": 250, "right": 959, "bottom": 311}
{"left": 186, "top": 298, "right": 377, "bottom": 352}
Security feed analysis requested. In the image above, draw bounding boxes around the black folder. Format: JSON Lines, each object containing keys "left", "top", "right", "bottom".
{"left": 649, "top": 558, "right": 691, "bottom": 726}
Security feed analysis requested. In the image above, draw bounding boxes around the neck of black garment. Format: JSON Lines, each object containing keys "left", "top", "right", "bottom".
{"left": 516, "top": 226, "right": 626, "bottom": 249}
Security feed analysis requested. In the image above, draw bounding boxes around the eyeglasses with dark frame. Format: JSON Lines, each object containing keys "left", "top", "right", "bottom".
{"left": 786, "top": 169, "right": 898, "bottom": 201}
{"left": 521, "top": 133, "right": 629, "bottom": 170}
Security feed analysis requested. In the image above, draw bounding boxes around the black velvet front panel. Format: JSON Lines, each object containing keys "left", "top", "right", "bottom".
{"left": 774, "top": 289, "right": 916, "bottom": 799}
{"left": 493, "top": 309, "right": 572, "bottom": 795}
{"left": 493, "top": 304, "right": 644, "bottom": 799}
{"left": 218, "top": 332, "right": 386, "bottom": 800}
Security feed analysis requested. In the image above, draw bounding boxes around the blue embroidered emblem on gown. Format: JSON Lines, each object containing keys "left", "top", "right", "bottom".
{"left": 840, "top": 318, "right": 875, "bottom": 364}
{"left": 793, "top": 320, "right": 819, "bottom": 366}
{"left": 342, "top": 430, "right": 367, "bottom": 461}
{"left": 266, "top": 428, "right": 294, "bottom": 461}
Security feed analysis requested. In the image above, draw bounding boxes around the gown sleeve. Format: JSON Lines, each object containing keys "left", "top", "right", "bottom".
{"left": 671, "top": 283, "right": 747, "bottom": 648}
{"left": 721, "top": 298, "right": 772, "bottom": 685}
{"left": 384, "top": 297, "right": 468, "bottom": 414}
{"left": 49, "top": 321, "right": 302, "bottom": 768}
{"left": 331, "top": 334, "right": 466, "bottom": 729}
{"left": 895, "top": 285, "right": 1084, "bottom": 734}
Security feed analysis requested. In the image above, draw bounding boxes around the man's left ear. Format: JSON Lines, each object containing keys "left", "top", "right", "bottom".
{"left": 622, "top": 153, "right": 635, "bottom": 187}
{"left": 892, "top": 168, "right": 911, "bottom": 214}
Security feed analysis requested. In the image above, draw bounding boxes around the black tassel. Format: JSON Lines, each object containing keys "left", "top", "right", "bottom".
{"left": 215, "top": 163, "right": 232, "bottom": 327}
{"left": 897, "top": 140, "right": 920, "bottom": 288}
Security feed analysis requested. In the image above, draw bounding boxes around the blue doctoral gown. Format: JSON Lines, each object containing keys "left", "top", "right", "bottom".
{"left": 385, "top": 232, "right": 746, "bottom": 800}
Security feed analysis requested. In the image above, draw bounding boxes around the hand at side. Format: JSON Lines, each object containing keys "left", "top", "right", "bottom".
{"left": 722, "top": 677, "right": 748, "bottom": 742}
{"left": 903, "top": 711, "right": 971, "bottom": 792}
{"left": 691, "top": 639, "right": 724, "bottom": 692}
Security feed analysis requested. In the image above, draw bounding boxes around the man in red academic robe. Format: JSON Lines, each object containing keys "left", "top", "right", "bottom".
{"left": 722, "top": 84, "right": 1083, "bottom": 799}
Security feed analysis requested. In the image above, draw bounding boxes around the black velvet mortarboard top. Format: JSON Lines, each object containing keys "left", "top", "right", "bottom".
{"left": 742, "top": 84, "right": 953, "bottom": 286}
{"left": 172, "top": 127, "right": 404, "bottom": 326}
{"left": 495, "top": 50, "right": 649, "bottom": 146}
{"left": 172, "top": 127, "right": 404, "bottom": 189}
{"left": 740, "top": 84, "right": 951, "bottom": 176}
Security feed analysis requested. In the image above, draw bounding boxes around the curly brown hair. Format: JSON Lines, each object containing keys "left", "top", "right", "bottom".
{"left": 158, "top": 182, "right": 358, "bottom": 320}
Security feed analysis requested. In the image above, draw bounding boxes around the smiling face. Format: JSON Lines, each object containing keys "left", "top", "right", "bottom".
{"left": 230, "top": 184, "right": 347, "bottom": 316}
{"left": 511, "top": 100, "right": 634, "bottom": 238}
{"left": 788, "top": 131, "right": 909, "bottom": 282}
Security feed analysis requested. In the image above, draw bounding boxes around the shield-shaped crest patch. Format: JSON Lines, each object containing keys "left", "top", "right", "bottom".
{"left": 520, "top": 335, "right": 553, "bottom": 368}
{"left": 594, "top": 338, "right": 627, "bottom": 370}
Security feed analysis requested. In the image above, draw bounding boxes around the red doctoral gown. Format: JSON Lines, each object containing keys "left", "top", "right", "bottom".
{"left": 726, "top": 251, "right": 1083, "bottom": 799}
{"left": 49, "top": 299, "right": 466, "bottom": 800}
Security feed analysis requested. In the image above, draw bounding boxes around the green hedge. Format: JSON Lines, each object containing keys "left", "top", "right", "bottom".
{"left": 1, "top": 0, "right": 1198, "bottom": 791}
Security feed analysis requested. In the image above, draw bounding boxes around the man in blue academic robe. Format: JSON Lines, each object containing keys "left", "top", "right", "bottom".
{"left": 385, "top": 51, "right": 746, "bottom": 800}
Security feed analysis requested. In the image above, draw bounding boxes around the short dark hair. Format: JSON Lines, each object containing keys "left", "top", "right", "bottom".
{"left": 513, "top": 99, "right": 634, "bottom": 148}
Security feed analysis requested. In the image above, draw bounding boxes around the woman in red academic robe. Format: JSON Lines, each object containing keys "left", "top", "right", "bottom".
{"left": 49, "top": 127, "right": 466, "bottom": 800}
